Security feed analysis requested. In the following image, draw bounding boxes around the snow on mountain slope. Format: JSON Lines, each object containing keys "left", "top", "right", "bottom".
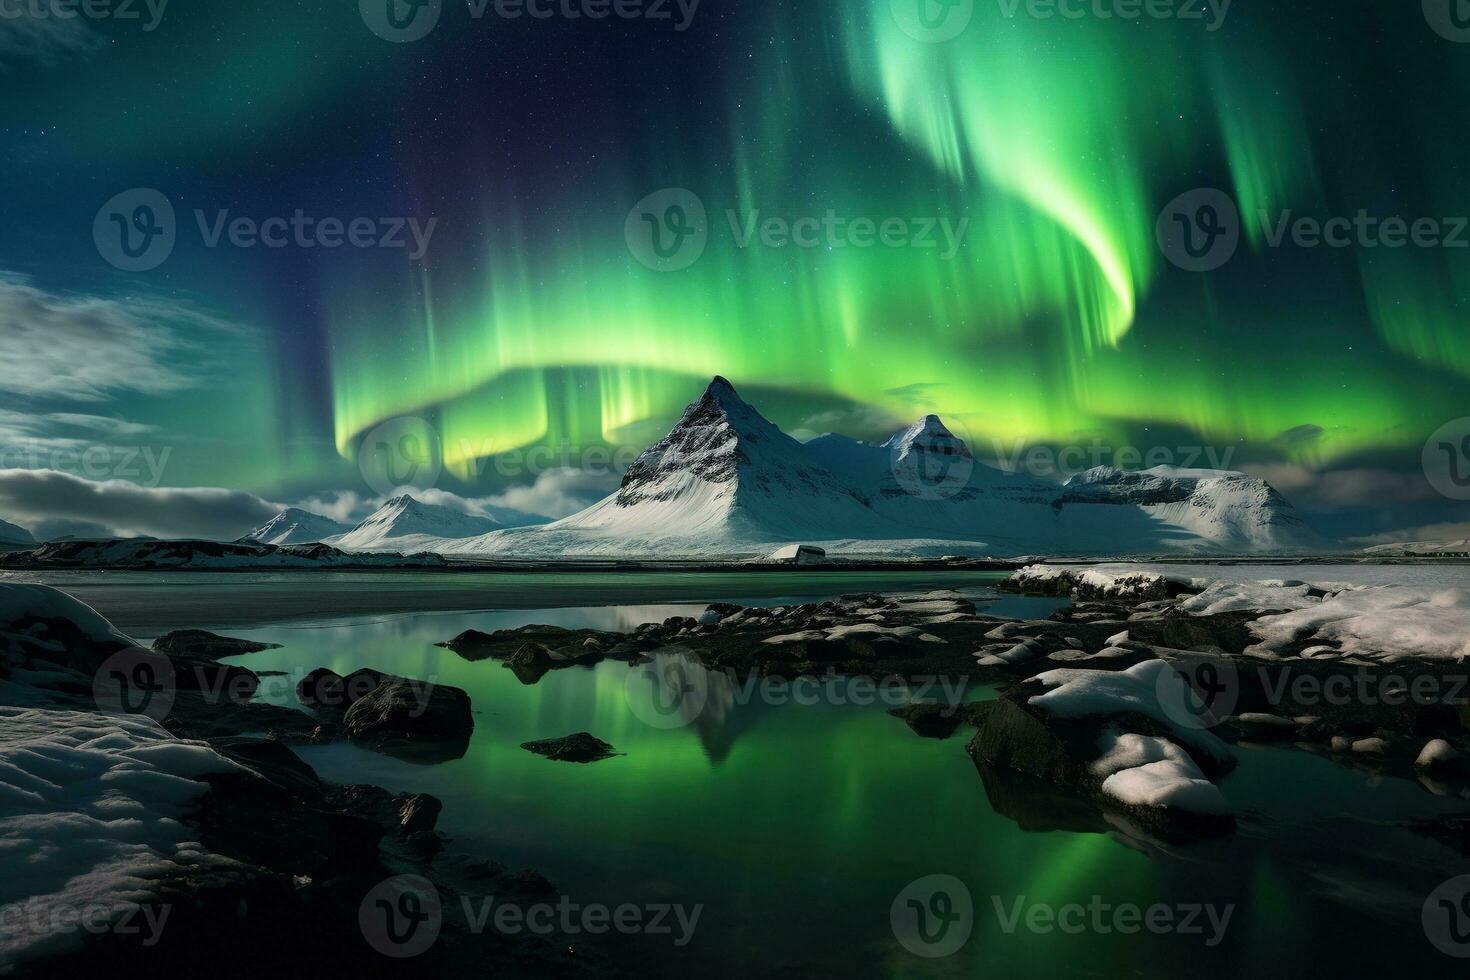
{"left": 0, "top": 518, "right": 34, "bottom": 545}
{"left": 327, "top": 494, "right": 502, "bottom": 552}
{"left": 435, "top": 378, "right": 1326, "bottom": 559}
{"left": 440, "top": 378, "right": 903, "bottom": 558}
{"left": 1054, "top": 466, "right": 1325, "bottom": 554}
{"left": 243, "top": 507, "right": 352, "bottom": 545}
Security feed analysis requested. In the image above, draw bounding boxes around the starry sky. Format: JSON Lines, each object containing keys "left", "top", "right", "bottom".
{"left": 1, "top": 0, "right": 1469, "bottom": 541}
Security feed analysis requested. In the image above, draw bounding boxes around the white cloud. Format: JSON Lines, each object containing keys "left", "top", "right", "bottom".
{"left": 0, "top": 469, "right": 280, "bottom": 541}
{"left": 478, "top": 468, "right": 619, "bottom": 520}
{"left": 0, "top": 276, "right": 248, "bottom": 402}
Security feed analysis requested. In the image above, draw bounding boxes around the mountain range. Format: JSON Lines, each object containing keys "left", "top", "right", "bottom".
{"left": 422, "top": 377, "right": 1326, "bottom": 559}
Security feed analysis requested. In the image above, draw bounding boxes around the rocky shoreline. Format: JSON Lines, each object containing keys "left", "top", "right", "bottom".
{"left": 5, "top": 568, "right": 1470, "bottom": 973}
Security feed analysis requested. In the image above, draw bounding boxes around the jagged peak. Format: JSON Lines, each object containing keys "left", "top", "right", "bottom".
{"left": 882, "top": 414, "right": 972, "bottom": 460}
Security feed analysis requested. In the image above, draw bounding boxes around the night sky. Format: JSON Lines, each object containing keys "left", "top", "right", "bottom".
{"left": 2, "top": 0, "right": 1469, "bottom": 541}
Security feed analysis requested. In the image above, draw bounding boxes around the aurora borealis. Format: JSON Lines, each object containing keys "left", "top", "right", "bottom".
{"left": 2, "top": 0, "right": 1469, "bottom": 538}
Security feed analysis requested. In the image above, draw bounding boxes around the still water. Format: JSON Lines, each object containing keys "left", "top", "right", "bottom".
{"left": 110, "top": 574, "right": 1470, "bottom": 977}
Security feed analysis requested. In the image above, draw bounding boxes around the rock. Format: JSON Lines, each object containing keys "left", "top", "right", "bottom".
{"left": 1415, "top": 739, "right": 1469, "bottom": 779}
{"left": 296, "top": 667, "right": 345, "bottom": 707}
{"left": 152, "top": 629, "right": 280, "bottom": 658}
{"left": 505, "top": 641, "right": 556, "bottom": 684}
{"left": 436, "top": 628, "right": 499, "bottom": 660}
{"left": 521, "top": 732, "right": 616, "bottom": 763}
{"left": 342, "top": 675, "right": 473, "bottom": 761}
{"left": 966, "top": 682, "right": 1234, "bottom": 839}
{"left": 890, "top": 702, "right": 967, "bottom": 739}
{"left": 1330, "top": 736, "right": 1353, "bottom": 752}
{"left": 697, "top": 609, "right": 723, "bottom": 626}
{"left": 1351, "top": 737, "right": 1388, "bottom": 755}
{"left": 1105, "top": 630, "right": 1130, "bottom": 646}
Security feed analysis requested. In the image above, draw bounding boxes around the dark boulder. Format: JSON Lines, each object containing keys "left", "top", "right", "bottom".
{"left": 152, "top": 629, "right": 280, "bottom": 659}
{"left": 521, "top": 732, "right": 616, "bottom": 763}
{"left": 343, "top": 675, "right": 474, "bottom": 761}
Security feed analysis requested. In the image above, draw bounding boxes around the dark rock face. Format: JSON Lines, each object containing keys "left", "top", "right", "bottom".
{"left": 343, "top": 675, "right": 474, "bottom": 761}
{"left": 521, "top": 732, "right": 616, "bottom": 763}
{"left": 889, "top": 702, "right": 968, "bottom": 739}
{"left": 152, "top": 629, "right": 280, "bottom": 658}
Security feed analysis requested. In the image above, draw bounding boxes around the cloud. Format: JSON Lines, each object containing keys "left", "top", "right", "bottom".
{"left": 1242, "top": 463, "right": 1439, "bottom": 506}
{"left": 0, "top": 12, "right": 105, "bottom": 68}
{"left": 0, "top": 276, "right": 248, "bottom": 402}
{"left": 1346, "top": 522, "right": 1470, "bottom": 547}
{"left": 0, "top": 469, "right": 280, "bottom": 540}
{"left": 479, "top": 468, "right": 619, "bottom": 520}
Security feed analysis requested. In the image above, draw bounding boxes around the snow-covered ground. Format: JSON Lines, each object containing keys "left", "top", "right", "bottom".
{"left": 1012, "top": 562, "right": 1470, "bottom": 662}
{"left": 0, "top": 708, "right": 237, "bottom": 969}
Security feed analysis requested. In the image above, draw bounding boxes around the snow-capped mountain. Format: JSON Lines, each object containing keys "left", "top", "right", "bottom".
{"left": 0, "top": 519, "right": 34, "bottom": 546}
{"left": 244, "top": 508, "right": 353, "bottom": 545}
{"left": 1054, "top": 466, "right": 1327, "bottom": 554}
{"left": 327, "top": 494, "right": 503, "bottom": 552}
{"left": 434, "top": 377, "right": 1326, "bottom": 559}
{"left": 1362, "top": 539, "right": 1470, "bottom": 557}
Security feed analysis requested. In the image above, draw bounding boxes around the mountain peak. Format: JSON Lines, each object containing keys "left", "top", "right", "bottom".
{"left": 883, "top": 415, "right": 972, "bottom": 461}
